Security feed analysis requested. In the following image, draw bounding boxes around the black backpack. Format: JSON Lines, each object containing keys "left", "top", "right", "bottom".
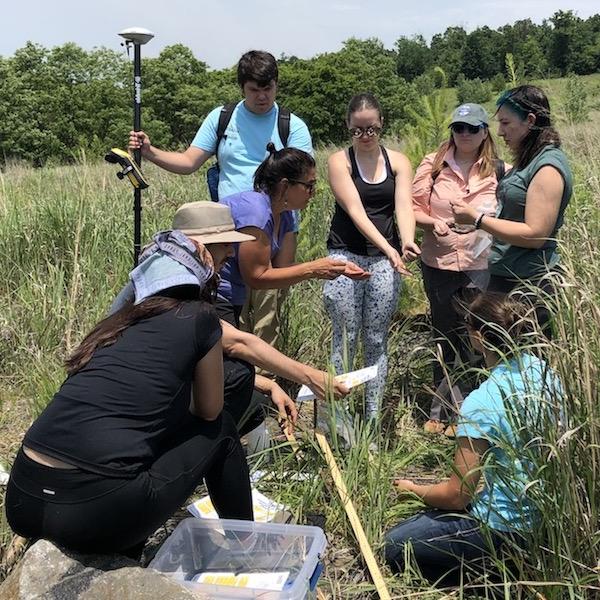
{"left": 206, "top": 103, "right": 291, "bottom": 201}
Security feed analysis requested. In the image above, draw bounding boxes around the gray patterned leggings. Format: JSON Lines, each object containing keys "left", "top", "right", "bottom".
{"left": 323, "top": 250, "right": 401, "bottom": 418}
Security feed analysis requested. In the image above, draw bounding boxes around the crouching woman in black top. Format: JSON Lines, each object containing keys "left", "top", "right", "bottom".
{"left": 6, "top": 230, "right": 253, "bottom": 557}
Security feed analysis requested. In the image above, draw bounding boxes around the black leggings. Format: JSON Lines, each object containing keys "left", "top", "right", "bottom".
{"left": 421, "top": 263, "right": 483, "bottom": 414}
{"left": 6, "top": 412, "right": 252, "bottom": 555}
{"left": 216, "top": 295, "right": 272, "bottom": 436}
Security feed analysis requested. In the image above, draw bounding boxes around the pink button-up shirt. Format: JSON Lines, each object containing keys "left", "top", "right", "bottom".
{"left": 413, "top": 148, "right": 503, "bottom": 272}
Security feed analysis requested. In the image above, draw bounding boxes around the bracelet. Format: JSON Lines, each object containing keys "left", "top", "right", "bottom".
{"left": 474, "top": 213, "right": 485, "bottom": 230}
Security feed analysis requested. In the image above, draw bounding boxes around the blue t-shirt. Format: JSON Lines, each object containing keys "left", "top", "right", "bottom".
{"left": 217, "top": 191, "right": 295, "bottom": 305}
{"left": 191, "top": 101, "right": 313, "bottom": 201}
{"left": 456, "top": 353, "right": 562, "bottom": 533}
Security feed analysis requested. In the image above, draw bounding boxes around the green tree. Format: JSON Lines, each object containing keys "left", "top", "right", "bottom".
{"left": 430, "top": 27, "right": 468, "bottom": 85}
{"left": 278, "top": 38, "right": 418, "bottom": 144}
{"left": 0, "top": 43, "right": 132, "bottom": 164}
{"left": 462, "top": 26, "right": 504, "bottom": 80}
{"left": 143, "top": 45, "right": 209, "bottom": 146}
{"left": 394, "top": 35, "right": 431, "bottom": 81}
{"left": 550, "top": 10, "right": 596, "bottom": 75}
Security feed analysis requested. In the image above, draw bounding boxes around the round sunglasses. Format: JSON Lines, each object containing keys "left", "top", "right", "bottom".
{"left": 348, "top": 125, "right": 382, "bottom": 139}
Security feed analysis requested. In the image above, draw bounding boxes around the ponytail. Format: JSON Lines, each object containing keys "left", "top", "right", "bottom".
{"left": 253, "top": 144, "right": 315, "bottom": 196}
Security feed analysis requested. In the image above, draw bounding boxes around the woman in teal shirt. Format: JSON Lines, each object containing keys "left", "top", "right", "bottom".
{"left": 385, "top": 292, "right": 562, "bottom": 585}
{"left": 451, "top": 85, "right": 572, "bottom": 333}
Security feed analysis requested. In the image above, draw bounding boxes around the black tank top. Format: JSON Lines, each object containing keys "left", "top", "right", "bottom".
{"left": 327, "top": 146, "right": 400, "bottom": 256}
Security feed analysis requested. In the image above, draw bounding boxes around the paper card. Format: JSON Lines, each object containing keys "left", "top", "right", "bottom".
{"left": 188, "top": 489, "right": 289, "bottom": 523}
{"left": 296, "top": 365, "right": 378, "bottom": 402}
{"left": 0, "top": 464, "right": 9, "bottom": 486}
{"left": 191, "top": 571, "right": 290, "bottom": 591}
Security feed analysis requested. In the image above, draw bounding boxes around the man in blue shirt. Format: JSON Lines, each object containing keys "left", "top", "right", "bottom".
{"left": 129, "top": 50, "right": 312, "bottom": 355}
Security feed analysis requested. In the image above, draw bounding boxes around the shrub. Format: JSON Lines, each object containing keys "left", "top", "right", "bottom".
{"left": 456, "top": 76, "right": 493, "bottom": 105}
{"left": 563, "top": 74, "right": 589, "bottom": 124}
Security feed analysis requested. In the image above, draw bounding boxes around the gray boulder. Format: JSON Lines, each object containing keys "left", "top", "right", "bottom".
{"left": 0, "top": 540, "right": 208, "bottom": 599}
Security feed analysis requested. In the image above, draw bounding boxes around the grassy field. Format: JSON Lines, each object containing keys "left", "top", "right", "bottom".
{"left": 1, "top": 78, "right": 599, "bottom": 597}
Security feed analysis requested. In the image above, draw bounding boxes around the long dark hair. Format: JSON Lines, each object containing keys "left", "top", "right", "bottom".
{"left": 65, "top": 280, "right": 218, "bottom": 375}
{"left": 496, "top": 85, "right": 561, "bottom": 170}
{"left": 253, "top": 143, "right": 315, "bottom": 197}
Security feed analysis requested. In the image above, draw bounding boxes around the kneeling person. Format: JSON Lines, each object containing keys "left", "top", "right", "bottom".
{"left": 7, "top": 230, "right": 253, "bottom": 557}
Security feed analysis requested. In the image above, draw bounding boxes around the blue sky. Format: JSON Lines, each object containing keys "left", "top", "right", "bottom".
{"left": 4, "top": 0, "right": 598, "bottom": 68}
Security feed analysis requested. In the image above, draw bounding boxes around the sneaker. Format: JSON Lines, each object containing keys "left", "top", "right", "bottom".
{"left": 423, "top": 420, "right": 446, "bottom": 434}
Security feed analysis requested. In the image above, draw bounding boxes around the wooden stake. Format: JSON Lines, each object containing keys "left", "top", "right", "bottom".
{"left": 283, "top": 427, "right": 303, "bottom": 459}
{"left": 315, "top": 431, "right": 391, "bottom": 600}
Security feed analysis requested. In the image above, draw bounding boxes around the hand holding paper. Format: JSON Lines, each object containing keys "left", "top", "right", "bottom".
{"left": 296, "top": 365, "right": 378, "bottom": 402}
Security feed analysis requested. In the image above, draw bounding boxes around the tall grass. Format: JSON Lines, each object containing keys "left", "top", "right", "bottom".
{"left": 0, "top": 115, "right": 599, "bottom": 597}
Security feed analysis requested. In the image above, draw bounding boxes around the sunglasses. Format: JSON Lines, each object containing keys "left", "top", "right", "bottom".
{"left": 451, "top": 123, "right": 484, "bottom": 135}
{"left": 348, "top": 126, "right": 382, "bottom": 139}
{"left": 288, "top": 179, "right": 317, "bottom": 194}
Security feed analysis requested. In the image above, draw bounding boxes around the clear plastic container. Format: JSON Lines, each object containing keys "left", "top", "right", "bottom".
{"left": 149, "top": 518, "right": 327, "bottom": 599}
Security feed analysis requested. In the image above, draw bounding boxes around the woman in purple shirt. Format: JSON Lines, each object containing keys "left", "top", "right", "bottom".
{"left": 218, "top": 144, "right": 368, "bottom": 326}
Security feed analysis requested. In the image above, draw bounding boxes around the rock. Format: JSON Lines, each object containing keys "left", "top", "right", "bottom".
{"left": 0, "top": 539, "right": 208, "bottom": 599}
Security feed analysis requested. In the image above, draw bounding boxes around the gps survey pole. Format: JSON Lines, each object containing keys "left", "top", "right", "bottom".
{"left": 118, "top": 27, "right": 154, "bottom": 266}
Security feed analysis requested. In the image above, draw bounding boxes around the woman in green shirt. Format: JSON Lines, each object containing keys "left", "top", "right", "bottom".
{"left": 451, "top": 85, "right": 572, "bottom": 334}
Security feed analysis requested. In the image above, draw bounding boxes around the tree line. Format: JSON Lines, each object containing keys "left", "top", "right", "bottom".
{"left": 0, "top": 10, "right": 598, "bottom": 165}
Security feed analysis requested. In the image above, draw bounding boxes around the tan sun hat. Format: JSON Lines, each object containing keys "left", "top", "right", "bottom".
{"left": 172, "top": 202, "right": 255, "bottom": 244}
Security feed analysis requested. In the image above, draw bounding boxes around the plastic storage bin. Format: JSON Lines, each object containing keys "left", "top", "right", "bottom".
{"left": 149, "top": 518, "right": 327, "bottom": 599}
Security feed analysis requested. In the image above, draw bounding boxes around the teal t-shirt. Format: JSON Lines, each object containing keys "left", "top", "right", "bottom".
{"left": 191, "top": 101, "right": 313, "bottom": 200}
{"left": 489, "top": 145, "right": 572, "bottom": 278}
{"left": 456, "top": 353, "right": 562, "bottom": 533}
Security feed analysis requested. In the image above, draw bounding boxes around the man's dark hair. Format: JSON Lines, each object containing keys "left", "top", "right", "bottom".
{"left": 237, "top": 50, "right": 278, "bottom": 87}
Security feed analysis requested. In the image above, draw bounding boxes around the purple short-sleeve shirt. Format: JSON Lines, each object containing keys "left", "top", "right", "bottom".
{"left": 218, "top": 191, "right": 295, "bottom": 305}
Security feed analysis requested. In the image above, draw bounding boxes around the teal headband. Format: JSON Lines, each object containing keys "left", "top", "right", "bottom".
{"left": 495, "top": 90, "right": 529, "bottom": 118}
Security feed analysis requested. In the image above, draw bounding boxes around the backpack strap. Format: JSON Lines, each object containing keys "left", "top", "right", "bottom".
{"left": 215, "top": 102, "right": 237, "bottom": 152}
{"left": 277, "top": 107, "right": 291, "bottom": 147}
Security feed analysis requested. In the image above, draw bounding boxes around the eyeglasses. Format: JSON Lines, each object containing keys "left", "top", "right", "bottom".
{"left": 288, "top": 179, "right": 317, "bottom": 194}
{"left": 451, "top": 123, "right": 484, "bottom": 135}
{"left": 348, "top": 126, "right": 382, "bottom": 139}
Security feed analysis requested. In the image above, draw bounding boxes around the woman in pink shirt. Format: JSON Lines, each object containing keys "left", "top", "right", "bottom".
{"left": 413, "top": 103, "right": 507, "bottom": 434}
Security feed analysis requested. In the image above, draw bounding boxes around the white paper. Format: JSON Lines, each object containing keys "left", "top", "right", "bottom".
{"left": 188, "top": 489, "right": 288, "bottom": 523}
{"left": 471, "top": 230, "right": 493, "bottom": 258}
{"left": 192, "top": 571, "right": 290, "bottom": 591}
{"left": 296, "top": 365, "right": 378, "bottom": 402}
{"left": 0, "top": 465, "right": 9, "bottom": 486}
